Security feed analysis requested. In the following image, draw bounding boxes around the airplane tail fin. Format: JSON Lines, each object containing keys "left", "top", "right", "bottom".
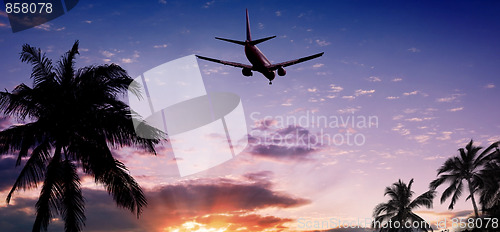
{"left": 246, "top": 9, "right": 251, "bottom": 41}
{"left": 214, "top": 10, "right": 275, "bottom": 46}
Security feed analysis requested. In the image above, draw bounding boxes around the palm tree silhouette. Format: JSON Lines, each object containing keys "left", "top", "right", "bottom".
{"left": 429, "top": 140, "right": 499, "bottom": 218}
{"left": 0, "top": 41, "right": 163, "bottom": 232}
{"left": 373, "top": 179, "right": 435, "bottom": 232}
{"left": 478, "top": 147, "right": 500, "bottom": 218}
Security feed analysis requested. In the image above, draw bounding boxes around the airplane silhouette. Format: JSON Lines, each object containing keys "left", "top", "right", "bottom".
{"left": 196, "top": 9, "right": 324, "bottom": 85}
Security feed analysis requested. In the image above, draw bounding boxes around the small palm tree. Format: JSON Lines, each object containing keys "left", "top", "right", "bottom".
{"left": 0, "top": 41, "right": 163, "bottom": 232}
{"left": 478, "top": 147, "right": 500, "bottom": 218}
{"left": 373, "top": 179, "right": 436, "bottom": 232}
{"left": 429, "top": 140, "right": 499, "bottom": 218}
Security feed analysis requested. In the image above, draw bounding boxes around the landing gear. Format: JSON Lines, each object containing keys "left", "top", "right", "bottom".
{"left": 269, "top": 81, "right": 272, "bottom": 85}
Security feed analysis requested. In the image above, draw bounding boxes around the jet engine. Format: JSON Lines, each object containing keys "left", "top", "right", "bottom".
{"left": 242, "top": 68, "right": 253, "bottom": 76}
{"left": 277, "top": 66, "right": 286, "bottom": 76}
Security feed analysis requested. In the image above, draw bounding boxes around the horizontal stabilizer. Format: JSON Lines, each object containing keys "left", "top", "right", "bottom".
{"left": 250, "top": 36, "right": 276, "bottom": 45}
{"left": 215, "top": 37, "right": 246, "bottom": 46}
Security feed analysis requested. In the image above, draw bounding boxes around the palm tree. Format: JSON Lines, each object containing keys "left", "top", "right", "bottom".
{"left": 373, "top": 179, "right": 436, "bottom": 232}
{"left": 478, "top": 147, "right": 500, "bottom": 219}
{"left": 429, "top": 140, "right": 499, "bottom": 218}
{"left": 0, "top": 41, "right": 163, "bottom": 232}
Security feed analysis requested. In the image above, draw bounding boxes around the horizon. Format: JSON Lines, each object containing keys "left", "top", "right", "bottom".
{"left": 1, "top": 1, "right": 500, "bottom": 231}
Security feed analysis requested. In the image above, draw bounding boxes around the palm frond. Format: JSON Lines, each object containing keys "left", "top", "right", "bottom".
{"left": 0, "top": 122, "right": 43, "bottom": 156}
{"left": 20, "top": 44, "right": 55, "bottom": 87}
{"left": 440, "top": 179, "right": 459, "bottom": 204}
{"left": 0, "top": 84, "right": 39, "bottom": 120}
{"left": 407, "top": 212, "right": 432, "bottom": 232}
{"left": 33, "top": 149, "right": 63, "bottom": 232}
{"left": 55, "top": 41, "right": 80, "bottom": 84}
{"left": 61, "top": 160, "right": 85, "bottom": 232}
{"left": 71, "top": 141, "right": 147, "bottom": 217}
{"left": 409, "top": 189, "right": 436, "bottom": 210}
{"left": 475, "top": 141, "right": 500, "bottom": 167}
{"left": 6, "top": 141, "right": 51, "bottom": 204}
{"left": 448, "top": 181, "right": 463, "bottom": 210}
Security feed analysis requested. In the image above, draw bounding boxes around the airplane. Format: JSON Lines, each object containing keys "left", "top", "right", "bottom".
{"left": 196, "top": 9, "right": 324, "bottom": 85}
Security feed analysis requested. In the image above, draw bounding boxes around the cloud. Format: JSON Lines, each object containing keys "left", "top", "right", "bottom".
{"left": 392, "top": 115, "right": 404, "bottom": 120}
{"left": 337, "top": 106, "right": 361, "bottom": 114}
{"left": 313, "top": 63, "right": 324, "bottom": 68}
{"left": 342, "top": 95, "right": 355, "bottom": 100}
{"left": 367, "top": 76, "right": 381, "bottom": 82}
{"left": 407, "top": 47, "right": 420, "bottom": 53}
{"left": 158, "top": 0, "right": 167, "bottom": 4}
{"left": 101, "top": 50, "right": 115, "bottom": 58}
{"left": 34, "top": 23, "right": 65, "bottom": 31}
{"left": 0, "top": 22, "right": 8, "bottom": 28}
{"left": 405, "top": 117, "right": 433, "bottom": 122}
{"left": 143, "top": 175, "right": 310, "bottom": 230}
{"left": 0, "top": 189, "right": 141, "bottom": 232}
{"left": 193, "top": 213, "right": 294, "bottom": 231}
{"left": 315, "top": 39, "right": 331, "bottom": 46}
{"left": 307, "top": 87, "right": 317, "bottom": 92}
{"left": 149, "top": 176, "right": 309, "bottom": 214}
{"left": 0, "top": 157, "right": 21, "bottom": 192}
{"left": 392, "top": 78, "right": 403, "bottom": 82}
{"left": 436, "top": 131, "right": 453, "bottom": 141}
{"left": 0, "top": 197, "right": 46, "bottom": 232}
{"left": 485, "top": 83, "right": 495, "bottom": 89}
{"left": 0, "top": 116, "right": 14, "bottom": 130}
{"left": 423, "top": 155, "right": 447, "bottom": 160}
{"left": 392, "top": 123, "right": 410, "bottom": 136}
{"left": 258, "top": 22, "right": 264, "bottom": 30}
{"left": 330, "top": 84, "right": 343, "bottom": 93}
{"left": 120, "top": 51, "right": 140, "bottom": 64}
{"left": 203, "top": 0, "right": 215, "bottom": 8}
{"left": 354, "top": 89, "right": 375, "bottom": 97}
{"left": 275, "top": 11, "right": 281, "bottom": 16}
{"left": 1, "top": 174, "right": 309, "bottom": 232}
{"left": 386, "top": 96, "right": 399, "bottom": 100}
{"left": 448, "top": 107, "right": 464, "bottom": 112}
{"left": 403, "top": 90, "right": 419, "bottom": 96}
{"left": 436, "top": 93, "right": 464, "bottom": 103}
{"left": 153, "top": 44, "right": 168, "bottom": 48}
{"left": 413, "top": 135, "right": 430, "bottom": 143}
{"left": 281, "top": 98, "right": 294, "bottom": 106}
{"left": 248, "top": 125, "right": 321, "bottom": 162}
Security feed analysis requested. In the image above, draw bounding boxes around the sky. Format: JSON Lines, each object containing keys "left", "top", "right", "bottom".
{"left": 1, "top": 0, "right": 500, "bottom": 231}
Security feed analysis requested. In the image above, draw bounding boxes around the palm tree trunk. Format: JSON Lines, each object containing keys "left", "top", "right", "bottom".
{"left": 467, "top": 178, "right": 480, "bottom": 218}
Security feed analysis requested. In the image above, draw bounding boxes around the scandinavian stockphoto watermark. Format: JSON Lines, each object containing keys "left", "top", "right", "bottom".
{"left": 297, "top": 217, "right": 432, "bottom": 230}
{"left": 296, "top": 217, "right": 499, "bottom": 231}
{"left": 4, "top": 0, "right": 80, "bottom": 32}
{"left": 250, "top": 111, "right": 379, "bottom": 147}
{"left": 128, "top": 55, "right": 248, "bottom": 177}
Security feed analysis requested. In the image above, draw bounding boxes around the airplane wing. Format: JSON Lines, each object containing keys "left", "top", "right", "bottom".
{"left": 196, "top": 55, "right": 253, "bottom": 69}
{"left": 268, "top": 52, "right": 324, "bottom": 70}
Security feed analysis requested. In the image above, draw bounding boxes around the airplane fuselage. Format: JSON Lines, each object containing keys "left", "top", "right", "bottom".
{"left": 244, "top": 41, "right": 275, "bottom": 81}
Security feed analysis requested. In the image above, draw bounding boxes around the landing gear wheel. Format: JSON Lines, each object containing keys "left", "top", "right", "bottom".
{"left": 269, "top": 81, "right": 272, "bottom": 85}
